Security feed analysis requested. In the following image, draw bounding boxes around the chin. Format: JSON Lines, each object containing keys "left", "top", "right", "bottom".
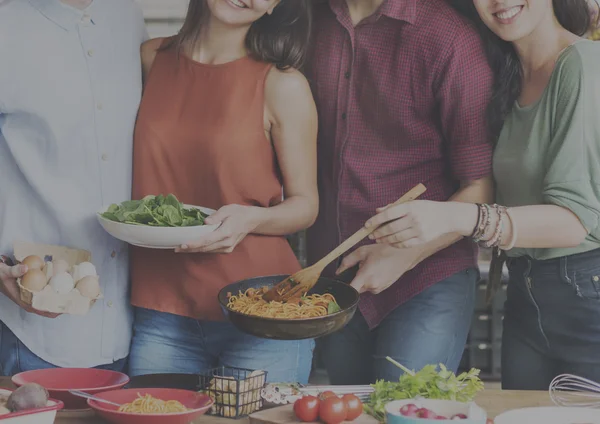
{"left": 209, "top": 0, "right": 262, "bottom": 27}
{"left": 486, "top": 24, "right": 533, "bottom": 43}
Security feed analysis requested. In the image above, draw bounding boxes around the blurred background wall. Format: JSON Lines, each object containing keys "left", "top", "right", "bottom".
{"left": 136, "top": 0, "right": 187, "bottom": 37}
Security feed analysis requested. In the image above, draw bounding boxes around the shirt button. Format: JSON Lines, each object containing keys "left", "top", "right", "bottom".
{"left": 82, "top": 14, "right": 92, "bottom": 24}
{"left": 101, "top": 154, "right": 108, "bottom": 161}
{"left": 87, "top": 49, "right": 94, "bottom": 57}
{"left": 111, "top": 251, "right": 116, "bottom": 258}
{"left": 107, "top": 301, "right": 113, "bottom": 307}
{"left": 594, "top": 276, "right": 599, "bottom": 282}
{"left": 344, "top": 71, "right": 351, "bottom": 79}
{"left": 342, "top": 112, "right": 347, "bottom": 120}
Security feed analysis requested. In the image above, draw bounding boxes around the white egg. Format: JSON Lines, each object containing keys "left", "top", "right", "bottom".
{"left": 49, "top": 272, "right": 75, "bottom": 295}
{"left": 73, "top": 262, "right": 97, "bottom": 282}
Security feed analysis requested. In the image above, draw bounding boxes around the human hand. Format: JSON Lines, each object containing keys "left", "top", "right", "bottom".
{"left": 365, "top": 200, "right": 476, "bottom": 248}
{"left": 0, "top": 263, "right": 61, "bottom": 318}
{"left": 176, "top": 204, "right": 263, "bottom": 254}
{"left": 336, "top": 244, "right": 422, "bottom": 294}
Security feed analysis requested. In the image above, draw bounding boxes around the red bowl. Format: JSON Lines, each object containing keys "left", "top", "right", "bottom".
{"left": 88, "top": 388, "right": 214, "bottom": 424}
{"left": 12, "top": 368, "right": 129, "bottom": 410}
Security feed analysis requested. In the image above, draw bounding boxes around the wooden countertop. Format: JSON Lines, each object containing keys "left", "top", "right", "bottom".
{"left": 0, "top": 377, "right": 555, "bottom": 423}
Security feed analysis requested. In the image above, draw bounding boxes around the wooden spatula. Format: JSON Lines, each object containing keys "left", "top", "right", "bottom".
{"left": 262, "top": 184, "right": 427, "bottom": 303}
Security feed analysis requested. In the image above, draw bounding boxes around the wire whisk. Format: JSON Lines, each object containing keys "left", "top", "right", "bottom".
{"left": 549, "top": 374, "right": 600, "bottom": 408}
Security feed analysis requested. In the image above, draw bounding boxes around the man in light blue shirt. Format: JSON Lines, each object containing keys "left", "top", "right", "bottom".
{"left": 0, "top": 0, "right": 147, "bottom": 373}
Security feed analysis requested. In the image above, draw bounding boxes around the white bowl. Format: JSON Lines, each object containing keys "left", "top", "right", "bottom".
{"left": 97, "top": 204, "right": 219, "bottom": 249}
{"left": 385, "top": 399, "right": 487, "bottom": 424}
{"left": 495, "top": 407, "right": 600, "bottom": 424}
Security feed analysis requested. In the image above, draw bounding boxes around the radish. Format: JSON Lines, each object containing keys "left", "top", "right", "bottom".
{"left": 416, "top": 408, "right": 438, "bottom": 419}
{"left": 400, "top": 404, "right": 419, "bottom": 417}
{"left": 451, "top": 413, "right": 468, "bottom": 420}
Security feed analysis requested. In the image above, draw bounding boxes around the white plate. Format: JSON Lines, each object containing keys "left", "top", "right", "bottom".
{"left": 97, "top": 204, "right": 219, "bottom": 249}
{"left": 495, "top": 407, "right": 600, "bottom": 424}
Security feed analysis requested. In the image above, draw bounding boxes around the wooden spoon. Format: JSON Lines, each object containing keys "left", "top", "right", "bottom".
{"left": 262, "top": 184, "right": 427, "bottom": 303}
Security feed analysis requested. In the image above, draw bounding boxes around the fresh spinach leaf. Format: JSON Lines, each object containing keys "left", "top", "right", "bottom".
{"left": 101, "top": 194, "right": 209, "bottom": 227}
{"left": 327, "top": 301, "right": 341, "bottom": 314}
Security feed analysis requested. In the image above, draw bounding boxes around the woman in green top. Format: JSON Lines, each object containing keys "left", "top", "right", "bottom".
{"left": 356, "top": 0, "right": 600, "bottom": 389}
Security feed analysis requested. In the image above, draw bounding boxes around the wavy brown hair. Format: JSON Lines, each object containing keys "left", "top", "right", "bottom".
{"left": 163, "top": 0, "right": 312, "bottom": 70}
{"left": 451, "top": 0, "right": 591, "bottom": 139}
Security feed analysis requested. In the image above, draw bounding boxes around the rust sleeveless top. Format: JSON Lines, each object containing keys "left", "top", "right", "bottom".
{"left": 130, "top": 42, "right": 301, "bottom": 321}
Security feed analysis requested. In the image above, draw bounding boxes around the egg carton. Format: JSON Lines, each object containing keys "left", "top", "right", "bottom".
{"left": 13, "top": 241, "right": 103, "bottom": 315}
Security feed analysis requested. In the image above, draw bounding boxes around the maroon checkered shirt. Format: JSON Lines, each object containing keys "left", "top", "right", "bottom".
{"left": 305, "top": 0, "right": 494, "bottom": 329}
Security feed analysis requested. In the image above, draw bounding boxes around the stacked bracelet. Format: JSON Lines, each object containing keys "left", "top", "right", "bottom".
{"left": 483, "top": 205, "right": 507, "bottom": 248}
{"left": 472, "top": 204, "right": 489, "bottom": 242}
{"left": 470, "top": 203, "right": 515, "bottom": 250}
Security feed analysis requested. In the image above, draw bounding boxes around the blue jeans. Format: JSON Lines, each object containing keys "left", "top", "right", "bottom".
{"left": 502, "top": 249, "right": 600, "bottom": 390}
{"left": 318, "top": 268, "right": 477, "bottom": 384}
{"left": 128, "top": 308, "right": 315, "bottom": 384}
{"left": 0, "top": 322, "right": 127, "bottom": 376}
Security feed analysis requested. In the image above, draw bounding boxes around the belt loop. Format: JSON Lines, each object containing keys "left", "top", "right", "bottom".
{"left": 560, "top": 255, "right": 571, "bottom": 283}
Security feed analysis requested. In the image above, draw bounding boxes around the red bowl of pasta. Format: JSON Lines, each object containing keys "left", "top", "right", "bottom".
{"left": 87, "top": 388, "right": 214, "bottom": 424}
{"left": 12, "top": 368, "right": 129, "bottom": 410}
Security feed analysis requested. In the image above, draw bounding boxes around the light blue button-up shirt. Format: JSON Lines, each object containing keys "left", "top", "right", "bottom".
{"left": 0, "top": 0, "right": 147, "bottom": 368}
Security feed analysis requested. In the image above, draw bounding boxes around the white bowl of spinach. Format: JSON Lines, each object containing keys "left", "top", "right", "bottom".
{"left": 97, "top": 194, "right": 219, "bottom": 249}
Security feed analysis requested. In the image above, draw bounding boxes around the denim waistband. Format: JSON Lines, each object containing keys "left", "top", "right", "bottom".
{"left": 507, "top": 248, "right": 600, "bottom": 276}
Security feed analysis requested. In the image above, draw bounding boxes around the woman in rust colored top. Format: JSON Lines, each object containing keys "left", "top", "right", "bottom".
{"left": 128, "top": 0, "right": 318, "bottom": 384}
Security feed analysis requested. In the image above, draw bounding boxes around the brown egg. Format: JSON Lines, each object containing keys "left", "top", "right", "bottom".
{"left": 21, "top": 255, "right": 44, "bottom": 271}
{"left": 76, "top": 276, "right": 100, "bottom": 299}
{"left": 21, "top": 269, "right": 48, "bottom": 292}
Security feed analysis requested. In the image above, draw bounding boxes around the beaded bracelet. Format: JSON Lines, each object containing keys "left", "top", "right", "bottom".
{"left": 470, "top": 203, "right": 484, "bottom": 238}
{"left": 483, "top": 205, "right": 506, "bottom": 248}
{"left": 473, "top": 204, "right": 491, "bottom": 243}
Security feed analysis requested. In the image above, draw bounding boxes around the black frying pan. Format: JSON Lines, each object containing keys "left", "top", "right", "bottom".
{"left": 217, "top": 275, "right": 359, "bottom": 340}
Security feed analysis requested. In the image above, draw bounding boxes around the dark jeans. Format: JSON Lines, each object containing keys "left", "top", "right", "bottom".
{"left": 503, "top": 249, "right": 600, "bottom": 390}
{"left": 318, "top": 268, "right": 477, "bottom": 384}
{"left": 0, "top": 322, "right": 127, "bottom": 376}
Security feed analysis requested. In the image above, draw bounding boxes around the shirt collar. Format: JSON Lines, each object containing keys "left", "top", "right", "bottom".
{"left": 329, "top": 0, "right": 417, "bottom": 24}
{"left": 27, "top": 0, "right": 87, "bottom": 31}
{"left": 379, "top": 0, "right": 416, "bottom": 23}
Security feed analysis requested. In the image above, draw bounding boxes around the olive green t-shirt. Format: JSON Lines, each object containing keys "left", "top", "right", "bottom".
{"left": 494, "top": 40, "right": 600, "bottom": 260}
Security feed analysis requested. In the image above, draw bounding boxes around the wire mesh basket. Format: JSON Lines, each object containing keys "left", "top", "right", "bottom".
{"left": 199, "top": 366, "right": 268, "bottom": 418}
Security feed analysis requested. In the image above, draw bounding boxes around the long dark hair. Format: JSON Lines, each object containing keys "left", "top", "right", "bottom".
{"left": 163, "top": 0, "right": 312, "bottom": 70}
{"left": 451, "top": 0, "right": 590, "bottom": 139}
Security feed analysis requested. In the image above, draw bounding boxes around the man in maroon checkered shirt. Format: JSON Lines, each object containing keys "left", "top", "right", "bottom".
{"left": 306, "top": 0, "right": 494, "bottom": 384}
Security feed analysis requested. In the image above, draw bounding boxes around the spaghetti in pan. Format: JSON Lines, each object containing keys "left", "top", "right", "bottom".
{"left": 226, "top": 286, "right": 341, "bottom": 319}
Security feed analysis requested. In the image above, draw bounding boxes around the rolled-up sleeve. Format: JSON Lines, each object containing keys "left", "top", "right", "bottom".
{"left": 542, "top": 48, "right": 600, "bottom": 239}
{"left": 436, "top": 27, "right": 494, "bottom": 182}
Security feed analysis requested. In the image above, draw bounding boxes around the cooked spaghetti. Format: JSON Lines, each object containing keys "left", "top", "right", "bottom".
{"left": 226, "top": 286, "right": 340, "bottom": 319}
{"left": 117, "top": 393, "right": 188, "bottom": 414}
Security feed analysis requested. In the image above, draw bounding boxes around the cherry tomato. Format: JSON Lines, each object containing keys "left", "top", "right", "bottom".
{"left": 294, "top": 396, "right": 320, "bottom": 422}
{"left": 318, "top": 391, "right": 337, "bottom": 401}
{"left": 341, "top": 394, "right": 363, "bottom": 421}
{"left": 319, "top": 396, "right": 347, "bottom": 424}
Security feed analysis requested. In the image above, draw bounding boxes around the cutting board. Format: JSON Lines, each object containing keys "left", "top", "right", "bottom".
{"left": 248, "top": 390, "right": 556, "bottom": 423}
{"left": 250, "top": 405, "right": 378, "bottom": 424}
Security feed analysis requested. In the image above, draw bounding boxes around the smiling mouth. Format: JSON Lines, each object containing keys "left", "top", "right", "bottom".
{"left": 494, "top": 5, "right": 523, "bottom": 22}
{"left": 228, "top": 0, "right": 248, "bottom": 8}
